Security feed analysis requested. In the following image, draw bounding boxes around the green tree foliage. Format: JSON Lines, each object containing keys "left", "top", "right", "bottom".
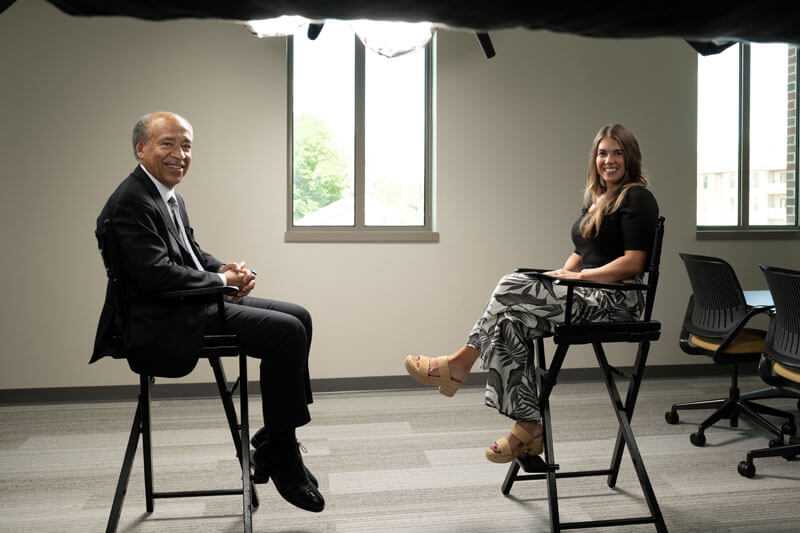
{"left": 293, "top": 113, "right": 349, "bottom": 221}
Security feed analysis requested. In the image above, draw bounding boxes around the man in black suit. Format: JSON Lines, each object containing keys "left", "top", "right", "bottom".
{"left": 92, "top": 111, "right": 324, "bottom": 513}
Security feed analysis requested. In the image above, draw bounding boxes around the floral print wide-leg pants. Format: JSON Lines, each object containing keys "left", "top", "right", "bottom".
{"left": 466, "top": 272, "right": 644, "bottom": 423}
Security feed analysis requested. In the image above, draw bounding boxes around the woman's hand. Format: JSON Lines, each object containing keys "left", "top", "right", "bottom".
{"left": 542, "top": 250, "right": 647, "bottom": 283}
{"left": 543, "top": 268, "right": 583, "bottom": 279}
{"left": 544, "top": 253, "right": 583, "bottom": 278}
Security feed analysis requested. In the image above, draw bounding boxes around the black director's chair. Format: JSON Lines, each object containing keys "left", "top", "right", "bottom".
{"left": 97, "top": 218, "right": 257, "bottom": 533}
{"left": 502, "top": 216, "right": 666, "bottom": 532}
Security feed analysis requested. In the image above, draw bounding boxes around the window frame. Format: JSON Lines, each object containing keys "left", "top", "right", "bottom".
{"left": 696, "top": 43, "right": 800, "bottom": 240}
{"left": 284, "top": 33, "right": 438, "bottom": 243}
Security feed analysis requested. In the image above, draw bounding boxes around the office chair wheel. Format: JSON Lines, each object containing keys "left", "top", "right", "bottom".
{"left": 769, "top": 439, "right": 783, "bottom": 448}
{"left": 664, "top": 411, "right": 679, "bottom": 424}
{"left": 738, "top": 461, "right": 755, "bottom": 478}
{"left": 782, "top": 422, "right": 797, "bottom": 436}
{"left": 690, "top": 431, "right": 706, "bottom": 447}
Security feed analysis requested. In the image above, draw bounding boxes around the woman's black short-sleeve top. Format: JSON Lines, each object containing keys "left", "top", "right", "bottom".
{"left": 570, "top": 186, "right": 659, "bottom": 269}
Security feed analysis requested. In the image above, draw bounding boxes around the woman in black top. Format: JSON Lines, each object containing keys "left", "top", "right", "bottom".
{"left": 405, "top": 124, "right": 659, "bottom": 463}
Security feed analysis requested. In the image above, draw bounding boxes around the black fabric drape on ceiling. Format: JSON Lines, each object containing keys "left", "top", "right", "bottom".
{"left": 3, "top": 1, "right": 799, "bottom": 47}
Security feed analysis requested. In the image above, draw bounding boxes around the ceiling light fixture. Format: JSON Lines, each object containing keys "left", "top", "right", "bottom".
{"left": 247, "top": 17, "right": 436, "bottom": 58}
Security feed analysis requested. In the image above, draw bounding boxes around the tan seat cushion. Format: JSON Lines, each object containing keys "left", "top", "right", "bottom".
{"left": 689, "top": 330, "right": 765, "bottom": 354}
{"left": 774, "top": 362, "right": 800, "bottom": 384}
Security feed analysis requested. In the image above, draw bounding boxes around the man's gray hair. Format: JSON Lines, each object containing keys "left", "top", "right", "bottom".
{"left": 132, "top": 113, "right": 152, "bottom": 160}
{"left": 132, "top": 112, "right": 192, "bottom": 160}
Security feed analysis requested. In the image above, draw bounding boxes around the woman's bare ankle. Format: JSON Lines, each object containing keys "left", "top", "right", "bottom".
{"left": 448, "top": 347, "right": 478, "bottom": 381}
{"left": 497, "top": 421, "right": 543, "bottom": 450}
{"left": 517, "top": 421, "right": 543, "bottom": 437}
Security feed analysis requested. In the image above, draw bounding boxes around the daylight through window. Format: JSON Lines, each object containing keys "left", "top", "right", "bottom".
{"left": 697, "top": 43, "right": 798, "bottom": 231}
{"left": 286, "top": 22, "right": 435, "bottom": 242}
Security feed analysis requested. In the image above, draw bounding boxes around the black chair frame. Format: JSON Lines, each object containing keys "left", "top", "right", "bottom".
{"left": 502, "top": 217, "right": 667, "bottom": 533}
{"left": 665, "top": 254, "right": 797, "bottom": 447}
{"left": 738, "top": 265, "right": 800, "bottom": 478}
{"left": 97, "top": 218, "right": 257, "bottom": 533}
{"left": 737, "top": 357, "right": 800, "bottom": 478}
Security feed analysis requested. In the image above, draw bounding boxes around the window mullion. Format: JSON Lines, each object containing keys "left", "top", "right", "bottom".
{"left": 793, "top": 47, "right": 799, "bottom": 227}
{"left": 424, "top": 39, "right": 434, "bottom": 230}
{"left": 354, "top": 36, "right": 366, "bottom": 229}
{"left": 739, "top": 44, "right": 751, "bottom": 228}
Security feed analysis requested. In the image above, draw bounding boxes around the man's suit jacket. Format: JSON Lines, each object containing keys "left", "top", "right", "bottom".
{"left": 91, "top": 165, "right": 225, "bottom": 377}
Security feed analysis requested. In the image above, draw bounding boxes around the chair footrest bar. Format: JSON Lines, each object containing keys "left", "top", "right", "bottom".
{"left": 513, "top": 468, "right": 614, "bottom": 481}
{"left": 561, "top": 516, "right": 656, "bottom": 530}
{"left": 153, "top": 489, "right": 244, "bottom": 499}
{"left": 556, "top": 469, "right": 614, "bottom": 479}
{"left": 608, "top": 365, "right": 625, "bottom": 378}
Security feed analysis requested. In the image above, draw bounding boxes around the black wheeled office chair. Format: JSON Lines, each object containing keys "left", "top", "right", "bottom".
{"left": 665, "top": 254, "right": 796, "bottom": 447}
{"left": 502, "top": 216, "right": 667, "bottom": 532}
{"left": 738, "top": 265, "right": 800, "bottom": 478}
{"left": 96, "top": 218, "right": 257, "bottom": 533}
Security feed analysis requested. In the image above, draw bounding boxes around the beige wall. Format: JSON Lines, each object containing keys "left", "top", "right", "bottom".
{"left": 1, "top": 0, "right": 798, "bottom": 390}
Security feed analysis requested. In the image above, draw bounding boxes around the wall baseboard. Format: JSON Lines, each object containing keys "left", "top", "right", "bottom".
{"left": 0, "top": 363, "right": 755, "bottom": 405}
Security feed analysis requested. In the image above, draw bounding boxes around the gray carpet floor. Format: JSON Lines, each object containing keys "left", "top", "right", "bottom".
{"left": 1, "top": 375, "right": 799, "bottom": 532}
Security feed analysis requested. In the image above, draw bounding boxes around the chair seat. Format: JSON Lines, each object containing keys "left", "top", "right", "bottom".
{"left": 689, "top": 329, "right": 765, "bottom": 354}
{"left": 555, "top": 321, "right": 660, "bottom": 345}
{"left": 774, "top": 362, "right": 800, "bottom": 384}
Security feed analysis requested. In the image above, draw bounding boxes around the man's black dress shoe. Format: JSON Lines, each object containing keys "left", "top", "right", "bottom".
{"left": 253, "top": 444, "right": 325, "bottom": 513}
{"left": 250, "top": 427, "right": 318, "bottom": 487}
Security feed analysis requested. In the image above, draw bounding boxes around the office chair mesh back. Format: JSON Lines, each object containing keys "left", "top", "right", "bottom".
{"left": 762, "top": 265, "right": 800, "bottom": 368}
{"left": 680, "top": 253, "right": 748, "bottom": 338}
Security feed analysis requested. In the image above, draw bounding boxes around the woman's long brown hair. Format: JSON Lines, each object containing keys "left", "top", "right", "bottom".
{"left": 579, "top": 124, "right": 648, "bottom": 238}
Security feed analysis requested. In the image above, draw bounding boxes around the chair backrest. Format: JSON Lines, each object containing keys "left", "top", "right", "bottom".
{"left": 679, "top": 253, "right": 748, "bottom": 338}
{"left": 761, "top": 265, "right": 800, "bottom": 368}
{"left": 96, "top": 217, "right": 130, "bottom": 322}
{"left": 641, "top": 216, "right": 665, "bottom": 322}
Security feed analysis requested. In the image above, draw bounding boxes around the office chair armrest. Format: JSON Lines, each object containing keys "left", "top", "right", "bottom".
{"left": 710, "top": 305, "right": 771, "bottom": 355}
{"left": 130, "top": 285, "right": 238, "bottom": 301}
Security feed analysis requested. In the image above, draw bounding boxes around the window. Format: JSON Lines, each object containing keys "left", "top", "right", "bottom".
{"left": 285, "top": 22, "right": 436, "bottom": 242}
{"left": 697, "top": 43, "right": 799, "bottom": 236}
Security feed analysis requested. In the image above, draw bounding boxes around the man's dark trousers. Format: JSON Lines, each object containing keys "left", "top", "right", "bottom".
{"left": 205, "top": 296, "right": 313, "bottom": 432}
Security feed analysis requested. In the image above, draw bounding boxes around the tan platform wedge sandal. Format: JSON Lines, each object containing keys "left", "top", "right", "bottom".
{"left": 485, "top": 422, "right": 543, "bottom": 463}
{"left": 403, "top": 355, "right": 462, "bottom": 397}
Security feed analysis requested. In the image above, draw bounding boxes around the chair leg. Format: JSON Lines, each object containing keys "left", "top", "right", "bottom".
{"left": 748, "top": 442, "right": 800, "bottom": 461}
{"left": 140, "top": 375, "right": 154, "bottom": 513}
{"left": 541, "top": 393, "right": 560, "bottom": 533}
{"left": 745, "top": 400, "right": 796, "bottom": 424}
{"left": 607, "top": 340, "right": 650, "bottom": 488}
{"left": 667, "top": 364, "right": 753, "bottom": 426}
{"left": 594, "top": 343, "right": 667, "bottom": 533}
{"left": 502, "top": 338, "right": 666, "bottom": 531}
{"left": 208, "top": 357, "right": 256, "bottom": 531}
{"left": 739, "top": 438, "right": 800, "bottom": 478}
{"left": 501, "top": 461, "right": 520, "bottom": 495}
{"left": 741, "top": 385, "right": 800, "bottom": 402}
{"left": 105, "top": 396, "right": 144, "bottom": 533}
{"left": 239, "top": 353, "right": 254, "bottom": 533}
{"left": 540, "top": 343, "right": 568, "bottom": 533}
{"left": 209, "top": 358, "right": 245, "bottom": 459}
{"left": 737, "top": 401, "right": 784, "bottom": 441}
{"left": 697, "top": 399, "right": 736, "bottom": 431}
{"left": 669, "top": 397, "right": 728, "bottom": 413}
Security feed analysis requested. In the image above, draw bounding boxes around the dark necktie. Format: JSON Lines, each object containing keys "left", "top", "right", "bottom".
{"left": 167, "top": 196, "right": 202, "bottom": 270}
